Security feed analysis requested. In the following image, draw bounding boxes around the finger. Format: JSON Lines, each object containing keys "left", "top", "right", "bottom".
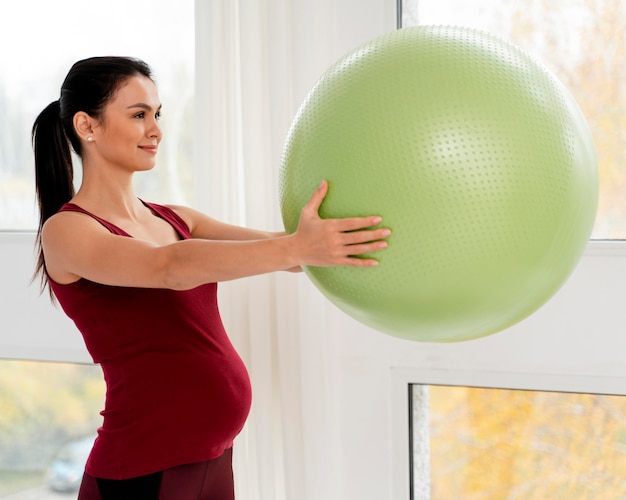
{"left": 342, "top": 256, "right": 381, "bottom": 267}
{"left": 341, "top": 228, "right": 391, "bottom": 245}
{"left": 333, "top": 215, "right": 383, "bottom": 232}
{"left": 343, "top": 240, "right": 388, "bottom": 256}
{"left": 302, "top": 180, "right": 328, "bottom": 216}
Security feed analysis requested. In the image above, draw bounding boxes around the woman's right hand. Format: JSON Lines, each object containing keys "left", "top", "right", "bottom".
{"left": 290, "top": 180, "right": 390, "bottom": 267}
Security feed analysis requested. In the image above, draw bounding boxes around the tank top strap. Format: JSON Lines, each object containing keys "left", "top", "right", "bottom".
{"left": 141, "top": 201, "right": 192, "bottom": 239}
{"left": 58, "top": 203, "right": 131, "bottom": 236}
{"left": 57, "top": 201, "right": 192, "bottom": 240}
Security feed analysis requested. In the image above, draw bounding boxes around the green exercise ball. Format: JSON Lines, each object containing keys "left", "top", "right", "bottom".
{"left": 279, "top": 26, "right": 598, "bottom": 342}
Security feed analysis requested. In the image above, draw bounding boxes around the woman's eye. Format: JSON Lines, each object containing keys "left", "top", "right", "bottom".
{"left": 155, "top": 111, "right": 161, "bottom": 120}
{"left": 134, "top": 112, "right": 145, "bottom": 119}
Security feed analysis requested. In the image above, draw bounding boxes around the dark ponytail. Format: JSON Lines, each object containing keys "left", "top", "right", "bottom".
{"left": 32, "top": 100, "right": 75, "bottom": 296}
{"left": 32, "top": 56, "right": 153, "bottom": 295}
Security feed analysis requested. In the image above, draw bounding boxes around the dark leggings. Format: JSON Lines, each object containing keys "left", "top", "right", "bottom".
{"left": 78, "top": 448, "right": 234, "bottom": 500}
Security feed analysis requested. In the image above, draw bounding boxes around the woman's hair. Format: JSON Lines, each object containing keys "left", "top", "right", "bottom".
{"left": 32, "top": 56, "right": 153, "bottom": 294}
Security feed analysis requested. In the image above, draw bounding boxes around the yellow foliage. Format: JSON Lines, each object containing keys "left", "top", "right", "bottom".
{"left": 429, "top": 387, "right": 626, "bottom": 499}
{"left": 505, "top": 0, "right": 626, "bottom": 237}
{"left": 0, "top": 360, "right": 104, "bottom": 450}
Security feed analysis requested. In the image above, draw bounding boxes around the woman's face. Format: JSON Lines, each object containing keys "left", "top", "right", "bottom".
{"left": 90, "top": 75, "right": 163, "bottom": 173}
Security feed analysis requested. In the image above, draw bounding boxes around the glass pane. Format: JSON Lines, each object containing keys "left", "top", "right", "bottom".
{"left": 0, "top": 360, "right": 104, "bottom": 496}
{"left": 401, "top": 0, "right": 626, "bottom": 239}
{"left": 411, "top": 385, "right": 626, "bottom": 498}
{"left": 0, "top": 0, "right": 194, "bottom": 230}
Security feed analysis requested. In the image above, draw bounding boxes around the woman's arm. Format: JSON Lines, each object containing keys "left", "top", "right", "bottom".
{"left": 42, "top": 181, "right": 390, "bottom": 290}
{"left": 166, "top": 203, "right": 285, "bottom": 242}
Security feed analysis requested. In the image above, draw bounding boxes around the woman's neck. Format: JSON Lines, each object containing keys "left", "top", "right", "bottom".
{"left": 71, "top": 166, "right": 144, "bottom": 221}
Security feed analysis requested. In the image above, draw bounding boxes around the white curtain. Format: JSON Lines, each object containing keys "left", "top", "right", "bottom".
{"left": 194, "top": 2, "right": 394, "bottom": 498}
{"left": 195, "top": 2, "right": 338, "bottom": 499}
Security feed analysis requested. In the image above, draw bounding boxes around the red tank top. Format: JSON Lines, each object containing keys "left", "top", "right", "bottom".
{"left": 49, "top": 201, "right": 252, "bottom": 479}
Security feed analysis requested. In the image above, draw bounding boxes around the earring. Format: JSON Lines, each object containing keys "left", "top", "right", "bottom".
{"left": 87, "top": 136, "right": 93, "bottom": 142}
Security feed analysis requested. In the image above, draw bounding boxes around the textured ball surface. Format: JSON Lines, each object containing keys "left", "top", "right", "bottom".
{"left": 279, "top": 26, "right": 598, "bottom": 342}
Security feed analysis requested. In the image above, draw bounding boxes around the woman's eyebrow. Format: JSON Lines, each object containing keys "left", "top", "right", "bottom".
{"left": 126, "top": 102, "right": 162, "bottom": 111}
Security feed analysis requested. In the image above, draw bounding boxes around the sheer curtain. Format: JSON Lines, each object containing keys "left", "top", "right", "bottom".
{"left": 195, "top": 2, "right": 342, "bottom": 499}
{"left": 194, "top": 2, "right": 394, "bottom": 498}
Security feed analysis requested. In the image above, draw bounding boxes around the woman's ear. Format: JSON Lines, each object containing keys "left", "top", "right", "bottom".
{"left": 73, "top": 111, "right": 96, "bottom": 142}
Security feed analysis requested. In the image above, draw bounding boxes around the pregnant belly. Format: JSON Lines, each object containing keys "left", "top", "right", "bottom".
{"left": 91, "top": 351, "right": 252, "bottom": 478}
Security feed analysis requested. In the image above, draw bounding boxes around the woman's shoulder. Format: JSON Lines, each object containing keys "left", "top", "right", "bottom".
{"left": 159, "top": 203, "right": 200, "bottom": 233}
{"left": 142, "top": 202, "right": 194, "bottom": 238}
{"left": 42, "top": 207, "right": 110, "bottom": 241}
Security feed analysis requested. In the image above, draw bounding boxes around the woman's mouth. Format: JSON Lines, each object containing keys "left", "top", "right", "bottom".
{"left": 139, "top": 145, "right": 158, "bottom": 154}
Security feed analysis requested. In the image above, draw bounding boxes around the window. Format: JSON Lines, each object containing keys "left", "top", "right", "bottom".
{"left": 0, "top": 0, "right": 195, "bottom": 230}
{"left": 411, "top": 384, "right": 626, "bottom": 498}
{"left": 0, "top": 360, "right": 104, "bottom": 496}
{"left": 401, "top": 0, "right": 626, "bottom": 239}
{"left": 397, "top": 2, "right": 626, "bottom": 498}
{"left": 0, "top": 1, "right": 194, "bottom": 496}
